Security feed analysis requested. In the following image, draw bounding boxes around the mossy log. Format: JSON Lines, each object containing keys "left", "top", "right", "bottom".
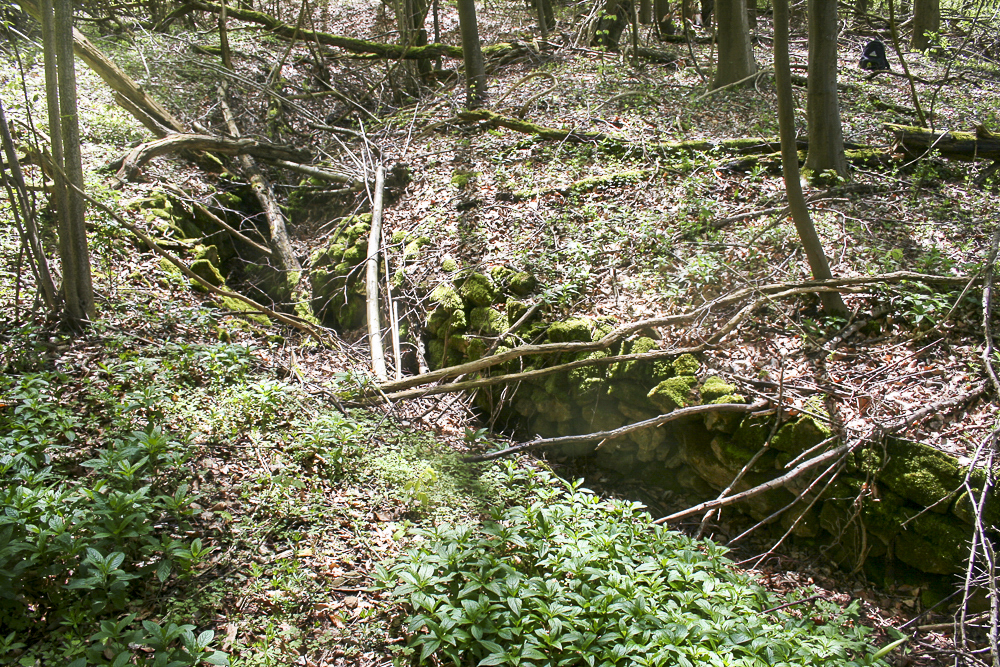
{"left": 188, "top": 0, "right": 516, "bottom": 61}
{"left": 886, "top": 123, "right": 1000, "bottom": 161}
{"left": 724, "top": 149, "right": 895, "bottom": 172}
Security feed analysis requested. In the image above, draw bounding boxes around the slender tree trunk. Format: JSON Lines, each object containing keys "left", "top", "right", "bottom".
{"left": 804, "top": 0, "right": 847, "bottom": 179}
{"left": 712, "top": 0, "right": 756, "bottom": 89}
{"left": 772, "top": 0, "right": 847, "bottom": 315}
{"left": 911, "top": 0, "right": 939, "bottom": 49}
{"left": 456, "top": 0, "right": 486, "bottom": 108}
{"left": 592, "top": 0, "right": 631, "bottom": 50}
{"left": 639, "top": 0, "right": 651, "bottom": 23}
{"left": 46, "top": 0, "right": 94, "bottom": 326}
{"left": 535, "top": 0, "right": 553, "bottom": 36}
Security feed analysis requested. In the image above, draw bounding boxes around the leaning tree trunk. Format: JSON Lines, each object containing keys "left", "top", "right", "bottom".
{"left": 654, "top": 0, "right": 674, "bottom": 35}
{"left": 456, "top": 0, "right": 486, "bottom": 108}
{"left": 804, "top": 0, "right": 848, "bottom": 179}
{"left": 44, "top": 0, "right": 94, "bottom": 327}
{"left": 712, "top": 0, "right": 756, "bottom": 89}
{"left": 772, "top": 0, "right": 847, "bottom": 315}
{"left": 911, "top": 0, "right": 939, "bottom": 50}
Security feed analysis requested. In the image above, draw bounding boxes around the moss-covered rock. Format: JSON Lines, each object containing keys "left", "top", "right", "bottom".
{"left": 710, "top": 434, "right": 777, "bottom": 473}
{"left": 441, "top": 257, "right": 459, "bottom": 272}
{"left": 700, "top": 376, "right": 737, "bottom": 402}
{"left": 672, "top": 353, "right": 701, "bottom": 376}
{"left": 647, "top": 375, "right": 698, "bottom": 412}
{"left": 489, "top": 265, "right": 514, "bottom": 288}
{"left": 506, "top": 299, "right": 529, "bottom": 325}
{"left": 879, "top": 438, "right": 963, "bottom": 511}
{"left": 897, "top": 511, "right": 970, "bottom": 575}
{"left": 508, "top": 271, "right": 537, "bottom": 296}
{"left": 771, "top": 413, "right": 833, "bottom": 455}
{"left": 427, "top": 307, "right": 467, "bottom": 337}
{"left": 429, "top": 283, "right": 464, "bottom": 312}
{"left": 404, "top": 236, "right": 431, "bottom": 260}
{"left": 215, "top": 295, "right": 271, "bottom": 325}
{"left": 456, "top": 272, "right": 497, "bottom": 307}
{"left": 547, "top": 317, "right": 593, "bottom": 343}
{"left": 468, "top": 307, "right": 507, "bottom": 336}
{"left": 190, "top": 258, "right": 224, "bottom": 291}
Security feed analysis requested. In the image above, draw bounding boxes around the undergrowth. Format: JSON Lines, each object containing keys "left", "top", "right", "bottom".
{"left": 379, "top": 463, "right": 901, "bottom": 667}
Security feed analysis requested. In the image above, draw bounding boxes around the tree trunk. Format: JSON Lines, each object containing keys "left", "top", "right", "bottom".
{"left": 654, "top": 0, "right": 674, "bottom": 35}
{"left": 535, "top": 0, "right": 554, "bottom": 36}
{"left": 772, "top": 0, "right": 847, "bottom": 315}
{"left": 456, "top": 0, "right": 487, "bottom": 108}
{"left": 639, "top": 0, "right": 651, "bottom": 23}
{"left": 712, "top": 0, "right": 756, "bottom": 89}
{"left": 804, "top": 0, "right": 847, "bottom": 179}
{"left": 393, "top": 0, "right": 431, "bottom": 77}
{"left": 911, "top": 0, "right": 939, "bottom": 50}
{"left": 45, "top": 0, "right": 94, "bottom": 327}
{"left": 592, "top": 0, "right": 631, "bottom": 50}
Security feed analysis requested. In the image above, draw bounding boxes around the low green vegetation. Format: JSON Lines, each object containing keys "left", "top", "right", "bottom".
{"left": 379, "top": 464, "right": 897, "bottom": 667}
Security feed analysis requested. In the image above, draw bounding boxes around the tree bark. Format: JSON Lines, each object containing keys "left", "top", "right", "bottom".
{"left": 46, "top": 0, "right": 94, "bottom": 326}
{"left": 456, "top": 0, "right": 487, "bottom": 108}
{"left": 911, "top": 0, "right": 939, "bottom": 50}
{"left": 592, "top": 0, "right": 631, "bottom": 50}
{"left": 712, "top": 0, "right": 756, "bottom": 89}
{"left": 804, "top": 0, "right": 848, "bottom": 179}
{"left": 772, "top": 0, "right": 847, "bottom": 315}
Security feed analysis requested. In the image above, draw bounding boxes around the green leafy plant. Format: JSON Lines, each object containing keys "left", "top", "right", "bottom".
{"left": 378, "top": 463, "right": 889, "bottom": 667}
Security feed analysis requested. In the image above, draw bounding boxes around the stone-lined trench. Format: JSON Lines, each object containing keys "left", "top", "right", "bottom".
{"left": 144, "top": 196, "right": 996, "bottom": 607}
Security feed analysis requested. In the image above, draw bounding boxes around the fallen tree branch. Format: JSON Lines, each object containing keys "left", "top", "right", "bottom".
{"left": 879, "top": 381, "right": 988, "bottom": 434}
{"left": 218, "top": 83, "right": 300, "bottom": 274}
{"left": 362, "top": 344, "right": 708, "bottom": 404}
{"left": 115, "top": 133, "right": 310, "bottom": 182}
{"left": 463, "top": 401, "right": 766, "bottom": 462}
{"left": 653, "top": 444, "right": 851, "bottom": 525}
{"left": 365, "top": 271, "right": 981, "bottom": 398}
{"left": 887, "top": 123, "right": 1000, "bottom": 161}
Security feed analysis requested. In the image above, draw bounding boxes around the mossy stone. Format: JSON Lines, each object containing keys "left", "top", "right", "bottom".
{"left": 701, "top": 376, "right": 737, "bottom": 402}
{"left": 506, "top": 299, "right": 532, "bottom": 328}
{"left": 879, "top": 438, "right": 962, "bottom": 511}
{"left": 427, "top": 307, "right": 467, "bottom": 337}
{"left": 573, "top": 377, "right": 607, "bottom": 404}
{"left": 710, "top": 434, "right": 777, "bottom": 473}
{"left": 194, "top": 244, "right": 221, "bottom": 267}
{"left": 672, "top": 353, "right": 700, "bottom": 376}
{"left": 952, "top": 486, "right": 1000, "bottom": 528}
{"left": 158, "top": 257, "right": 185, "bottom": 283}
{"left": 647, "top": 375, "right": 698, "bottom": 412}
{"left": 508, "top": 271, "right": 537, "bottom": 296}
{"left": 215, "top": 295, "right": 271, "bottom": 325}
{"left": 547, "top": 317, "right": 593, "bottom": 343}
{"left": 429, "top": 283, "right": 464, "bottom": 312}
{"left": 607, "top": 381, "right": 653, "bottom": 410}
{"left": 468, "top": 307, "right": 507, "bottom": 336}
{"left": 897, "top": 511, "right": 970, "bottom": 575}
{"left": 567, "top": 351, "right": 608, "bottom": 384}
{"left": 390, "top": 229, "right": 407, "bottom": 244}
{"left": 771, "top": 414, "right": 833, "bottom": 455}
{"left": 190, "top": 258, "right": 224, "bottom": 291}
{"left": 404, "top": 236, "right": 431, "bottom": 260}
{"left": 703, "top": 397, "right": 746, "bottom": 433}
{"left": 441, "top": 257, "right": 459, "bottom": 272}
{"left": 489, "top": 265, "right": 514, "bottom": 287}
{"left": 457, "top": 273, "right": 496, "bottom": 307}
{"left": 341, "top": 244, "right": 366, "bottom": 266}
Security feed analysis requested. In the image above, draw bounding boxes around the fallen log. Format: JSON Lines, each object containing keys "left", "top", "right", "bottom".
{"left": 115, "top": 134, "right": 310, "bottom": 182}
{"left": 887, "top": 123, "right": 1000, "bottom": 161}
{"left": 187, "top": 0, "right": 519, "bottom": 62}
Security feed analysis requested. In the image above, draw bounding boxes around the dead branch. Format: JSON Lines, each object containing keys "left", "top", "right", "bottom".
{"left": 888, "top": 123, "right": 1000, "bottom": 161}
{"left": 366, "top": 166, "right": 387, "bottom": 381}
{"left": 115, "top": 133, "right": 310, "bottom": 182}
{"left": 463, "top": 401, "right": 766, "bottom": 463}
{"left": 218, "top": 84, "right": 300, "bottom": 274}
{"left": 879, "top": 382, "right": 988, "bottom": 434}
{"left": 160, "top": 184, "right": 275, "bottom": 258}
{"left": 364, "top": 272, "right": 982, "bottom": 400}
{"left": 653, "top": 444, "right": 851, "bottom": 525}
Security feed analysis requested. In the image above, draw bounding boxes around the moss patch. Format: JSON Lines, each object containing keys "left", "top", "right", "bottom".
{"left": 879, "top": 438, "right": 963, "bottom": 511}
{"left": 647, "top": 375, "right": 698, "bottom": 412}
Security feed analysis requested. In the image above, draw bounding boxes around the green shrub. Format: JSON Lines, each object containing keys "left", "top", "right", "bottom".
{"left": 0, "top": 369, "right": 227, "bottom": 666}
{"left": 378, "top": 463, "right": 889, "bottom": 667}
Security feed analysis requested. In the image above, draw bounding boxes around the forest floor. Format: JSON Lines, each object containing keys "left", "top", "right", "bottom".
{"left": 2, "top": 0, "right": 1000, "bottom": 664}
